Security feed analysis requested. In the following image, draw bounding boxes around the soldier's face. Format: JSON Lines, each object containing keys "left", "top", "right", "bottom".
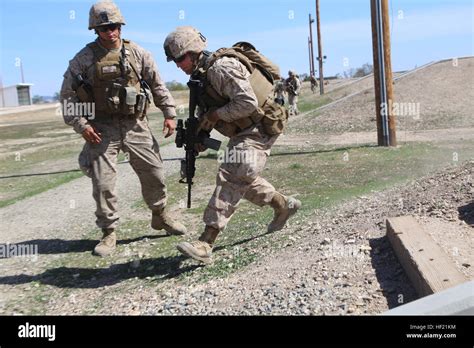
{"left": 97, "top": 25, "right": 121, "bottom": 44}
{"left": 175, "top": 53, "right": 194, "bottom": 75}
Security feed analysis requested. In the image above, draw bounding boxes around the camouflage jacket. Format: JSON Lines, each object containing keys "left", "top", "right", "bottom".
{"left": 202, "top": 56, "right": 258, "bottom": 123}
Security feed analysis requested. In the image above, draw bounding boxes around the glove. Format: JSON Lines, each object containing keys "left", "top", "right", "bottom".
{"left": 197, "top": 107, "right": 219, "bottom": 133}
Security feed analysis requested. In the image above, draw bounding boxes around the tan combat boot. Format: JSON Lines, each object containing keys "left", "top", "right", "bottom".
{"left": 152, "top": 209, "right": 187, "bottom": 236}
{"left": 176, "top": 226, "right": 220, "bottom": 265}
{"left": 267, "top": 193, "right": 302, "bottom": 233}
{"left": 93, "top": 228, "right": 116, "bottom": 257}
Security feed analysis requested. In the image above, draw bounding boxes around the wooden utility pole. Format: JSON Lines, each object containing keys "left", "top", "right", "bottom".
{"left": 371, "top": 0, "right": 396, "bottom": 146}
{"left": 308, "top": 14, "right": 316, "bottom": 77}
{"left": 315, "top": 0, "right": 324, "bottom": 94}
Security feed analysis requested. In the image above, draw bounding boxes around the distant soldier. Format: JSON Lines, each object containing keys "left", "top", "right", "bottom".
{"left": 285, "top": 70, "right": 301, "bottom": 115}
{"left": 310, "top": 75, "right": 318, "bottom": 93}
{"left": 274, "top": 80, "right": 286, "bottom": 106}
{"left": 60, "top": 1, "right": 186, "bottom": 257}
{"left": 164, "top": 27, "right": 301, "bottom": 264}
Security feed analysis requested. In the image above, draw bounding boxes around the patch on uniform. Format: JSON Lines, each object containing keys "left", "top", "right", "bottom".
{"left": 100, "top": 12, "right": 109, "bottom": 22}
{"left": 102, "top": 65, "right": 118, "bottom": 74}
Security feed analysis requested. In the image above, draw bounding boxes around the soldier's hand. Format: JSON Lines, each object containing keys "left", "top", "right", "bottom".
{"left": 82, "top": 126, "right": 102, "bottom": 144}
{"left": 194, "top": 143, "right": 207, "bottom": 153}
{"left": 197, "top": 109, "right": 219, "bottom": 133}
{"left": 163, "top": 118, "right": 176, "bottom": 138}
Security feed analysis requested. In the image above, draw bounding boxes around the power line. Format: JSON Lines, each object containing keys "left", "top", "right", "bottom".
{"left": 0, "top": 158, "right": 183, "bottom": 179}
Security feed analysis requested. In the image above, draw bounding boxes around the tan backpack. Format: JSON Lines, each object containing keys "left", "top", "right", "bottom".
{"left": 206, "top": 42, "right": 288, "bottom": 135}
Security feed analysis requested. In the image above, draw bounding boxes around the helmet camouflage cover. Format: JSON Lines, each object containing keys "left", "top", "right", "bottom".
{"left": 163, "top": 26, "right": 207, "bottom": 62}
{"left": 89, "top": 1, "right": 126, "bottom": 30}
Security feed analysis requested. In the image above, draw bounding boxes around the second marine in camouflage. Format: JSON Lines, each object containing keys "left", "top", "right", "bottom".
{"left": 164, "top": 26, "right": 302, "bottom": 264}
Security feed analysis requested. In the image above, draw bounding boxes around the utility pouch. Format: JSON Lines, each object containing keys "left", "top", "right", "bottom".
{"left": 122, "top": 86, "right": 137, "bottom": 115}
{"left": 261, "top": 99, "right": 289, "bottom": 135}
{"left": 134, "top": 94, "right": 146, "bottom": 118}
{"left": 107, "top": 83, "right": 122, "bottom": 112}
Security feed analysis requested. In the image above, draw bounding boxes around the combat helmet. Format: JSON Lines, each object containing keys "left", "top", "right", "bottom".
{"left": 288, "top": 70, "right": 296, "bottom": 76}
{"left": 88, "top": 1, "right": 126, "bottom": 30}
{"left": 164, "top": 26, "right": 207, "bottom": 62}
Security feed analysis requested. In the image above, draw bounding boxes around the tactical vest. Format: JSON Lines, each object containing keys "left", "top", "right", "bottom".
{"left": 193, "top": 43, "right": 288, "bottom": 137}
{"left": 87, "top": 39, "right": 146, "bottom": 117}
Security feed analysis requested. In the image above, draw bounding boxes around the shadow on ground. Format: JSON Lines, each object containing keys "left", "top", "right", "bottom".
{"left": 369, "top": 235, "right": 418, "bottom": 309}
{"left": 458, "top": 201, "right": 474, "bottom": 226}
{"left": 1, "top": 234, "right": 168, "bottom": 256}
{"left": 0, "top": 254, "right": 201, "bottom": 289}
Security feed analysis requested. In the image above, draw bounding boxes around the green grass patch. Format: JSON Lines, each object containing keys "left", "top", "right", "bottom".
{"left": 297, "top": 96, "right": 332, "bottom": 113}
{"left": 0, "top": 121, "right": 67, "bottom": 141}
{"left": 0, "top": 171, "right": 84, "bottom": 208}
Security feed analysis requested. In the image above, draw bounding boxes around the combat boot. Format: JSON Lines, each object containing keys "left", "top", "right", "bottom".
{"left": 93, "top": 228, "right": 116, "bottom": 257}
{"left": 267, "top": 193, "right": 301, "bottom": 233}
{"left": 152, "top": 209, "right": 187, "bottom": 236}
{"left": 176, "top": 226, "right": 220, "bottom": 264}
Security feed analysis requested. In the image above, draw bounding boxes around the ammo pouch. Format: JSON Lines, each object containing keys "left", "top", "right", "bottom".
{"left": 261, "top": 98, "right": 289, "bottom": 135}
{"left": 134, "top": 84, "right": 152, "bottom": 119}
{"left": 122, "top": 86, "right": 137, "bottom": 115}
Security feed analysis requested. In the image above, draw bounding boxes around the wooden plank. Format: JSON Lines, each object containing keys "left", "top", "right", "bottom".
{"left": 386, "top": 216, "right": 467, "bottom": 297}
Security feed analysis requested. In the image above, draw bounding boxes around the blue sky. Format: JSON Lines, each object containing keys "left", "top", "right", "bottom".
{"left": 0, "top": 0, "right": 472, "bottom": 96}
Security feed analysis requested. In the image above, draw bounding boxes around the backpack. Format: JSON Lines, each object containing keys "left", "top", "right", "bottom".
{"left": 202, "top": 42, "right": 288, "bottom": 136}
{"left": 207, "top": 42, "right": 281, "bottom": 106}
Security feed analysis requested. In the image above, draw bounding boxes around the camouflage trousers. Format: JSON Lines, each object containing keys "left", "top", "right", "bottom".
{"left": 79, "top": 116, "right": 167, "bottom": 229}
{"left": 288, "top": 94, "right": 299, "bottom": 115}
{"left": 203, "top": 124, "right": 279, "bottom": 231}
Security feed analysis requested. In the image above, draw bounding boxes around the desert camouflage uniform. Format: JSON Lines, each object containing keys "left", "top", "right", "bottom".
{"left": 285, "top": 75, "right": 301, "bottom": 115}
{"left": 198, "top": 56, "right": 279, "bottom": 231}
{"left": 274, "top": 80, "right": 286, "bottom": 105}
{"left": 310, "top": 75, "right": 318, "bottom": 93}
{"left": 60, "top": 39, "right": 176, "bottom": 229}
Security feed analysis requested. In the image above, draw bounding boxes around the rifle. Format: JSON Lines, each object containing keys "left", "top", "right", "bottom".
{"left": 286, "top": 84, "right": 298, "bottom": 96}
{"left": 175, "top": 79, "right": 221, "bottom": 208}
{"left": 75, "top": 74, "right": 93, "bottom": 102}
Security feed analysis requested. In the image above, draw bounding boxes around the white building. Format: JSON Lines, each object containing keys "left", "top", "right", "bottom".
{"left": 0, "top": 83, "right": 33, "bottom": 107}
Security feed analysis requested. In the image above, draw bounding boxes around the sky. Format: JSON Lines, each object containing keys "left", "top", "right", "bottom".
{"left": 0, "top": 0, "right": 472, "bottom": 96}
